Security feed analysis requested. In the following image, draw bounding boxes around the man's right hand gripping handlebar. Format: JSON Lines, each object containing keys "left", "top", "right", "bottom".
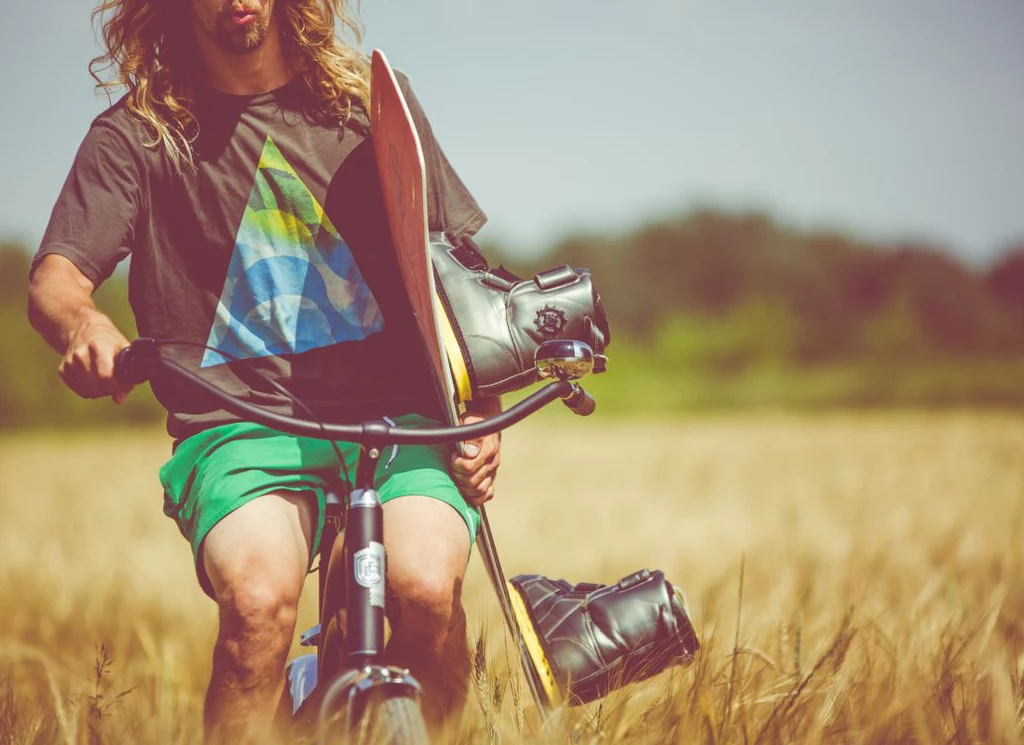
{"left": 60, "top": 315, "right": 136, "bottom": 404}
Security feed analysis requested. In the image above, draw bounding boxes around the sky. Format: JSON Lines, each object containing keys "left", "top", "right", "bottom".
{"left": 2, "top": 0, "right": 1022, "bottom": 263}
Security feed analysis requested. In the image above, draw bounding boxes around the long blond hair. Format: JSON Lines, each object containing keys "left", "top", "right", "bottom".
{"left": 90, "top": 0, "right": 371, "bottom": 168}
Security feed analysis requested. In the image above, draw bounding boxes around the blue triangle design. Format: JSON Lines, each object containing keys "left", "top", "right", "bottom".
{"left": 202, "top": 138, "right": 384, "bottom": 367}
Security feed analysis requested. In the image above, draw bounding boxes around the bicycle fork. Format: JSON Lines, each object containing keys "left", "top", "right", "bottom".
{"left": 317, "top": 444, "right": 423, "bottom": 734}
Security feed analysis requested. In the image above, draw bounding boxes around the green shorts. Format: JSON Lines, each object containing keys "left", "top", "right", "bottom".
{"left": 159, "top": 415, "right": 478, "bottom": 594}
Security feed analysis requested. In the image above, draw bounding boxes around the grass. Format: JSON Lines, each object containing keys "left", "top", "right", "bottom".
{"left": 578, "top": 352, "right": 1024, "bottom": 414}
{"left": 1, "top": 413, "right": 1023, "bottom": 743}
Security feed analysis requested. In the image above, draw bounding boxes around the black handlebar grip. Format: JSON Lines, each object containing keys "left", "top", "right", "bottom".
{"left": 562, "top": 386, "right": 597, "bottom": 416}
{"left": 115, "top": 338, "right": 160, "bottom": 385}
{"left": 113, "top": 347, "right": 132, "bottom": 385}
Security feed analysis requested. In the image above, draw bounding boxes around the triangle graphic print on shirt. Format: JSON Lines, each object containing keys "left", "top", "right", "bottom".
{"left": 202, "top": 136, "right": 384, "bottom": 367}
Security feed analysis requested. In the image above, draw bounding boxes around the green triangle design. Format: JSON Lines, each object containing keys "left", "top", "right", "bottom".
{"left": 201, "top": 136, "right": 384, "bottom": 367}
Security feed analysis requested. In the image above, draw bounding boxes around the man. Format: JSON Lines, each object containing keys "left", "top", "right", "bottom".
{"left": 27, "top": 0, "right": 500, "bottom": 740}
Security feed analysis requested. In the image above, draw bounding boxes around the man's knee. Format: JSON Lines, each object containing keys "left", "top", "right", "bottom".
{"left": 201, "top": 492, "right": 314, "bottom": 652}
{"left": 206, "top": 545, "right": 305, "bottom": 665}
{"left": 211, "top": 576, "right": 301, "bottom": 684}
{"left": 217, "top": 578, "right": 300, "bottom": 638}
{"left": 382, "top": 496, "right": 471, "bottom": 640}
{"left": 389, "top": 571, "right": 466, "bottom": 641}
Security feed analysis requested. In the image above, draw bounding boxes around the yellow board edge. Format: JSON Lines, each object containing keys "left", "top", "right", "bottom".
{"left": 435, "top": 293, "right": 473, "bottom": 403}
{"left": 506, "top": 580, "right": 563, "bottom": 707}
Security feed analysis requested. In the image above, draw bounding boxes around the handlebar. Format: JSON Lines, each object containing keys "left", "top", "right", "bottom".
{"left": 561, "top": 385, "right": 597, "bottom": 416}
{"left": 114, "top": 338, "right": 594, "bottom": 446}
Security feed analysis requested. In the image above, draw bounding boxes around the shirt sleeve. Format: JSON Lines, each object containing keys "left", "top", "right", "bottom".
{"left": 396, "top": 72, "right": 488, "bottom": 240}
{"left": 31, "top": 120, "right": 141, "bottom": 287}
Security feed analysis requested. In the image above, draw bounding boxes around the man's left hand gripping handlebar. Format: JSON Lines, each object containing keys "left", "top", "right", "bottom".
{"left": 451, "top": 400, "right": 503, "bottom": 507}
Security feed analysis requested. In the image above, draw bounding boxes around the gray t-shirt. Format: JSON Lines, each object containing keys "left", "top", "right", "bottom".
{"left": 33, "top": 73, "right": 486, "bottom": 440}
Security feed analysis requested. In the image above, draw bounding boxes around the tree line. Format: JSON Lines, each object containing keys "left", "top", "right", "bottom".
{"left": 522, "top": 210, "right": 1024, "bottom": 364}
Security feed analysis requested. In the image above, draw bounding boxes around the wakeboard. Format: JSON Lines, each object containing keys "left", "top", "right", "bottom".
{"left": 369, "top": 49, "right": 553, "bottom": 717}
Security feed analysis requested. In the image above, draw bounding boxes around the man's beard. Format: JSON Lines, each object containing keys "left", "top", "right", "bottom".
{"left": 214, "top": 12, "right": 271, "bottom": 54}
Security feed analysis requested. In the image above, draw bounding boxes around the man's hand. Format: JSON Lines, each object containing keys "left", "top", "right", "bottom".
{"left": 28, "top": 255, "right": 134, "bottom": 405}
{"left": 451, "top": 400, "right": 502, "bottom": 507}
{"left": 60, "top": 314, "right": 134, "bottom": 403}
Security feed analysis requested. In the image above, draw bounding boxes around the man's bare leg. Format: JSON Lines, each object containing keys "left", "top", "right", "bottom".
{"left": 201, "top": 491, "right": 316, "bottom": 744}
{"left": 378, "top": 496, "right": 473, "bottom": 732}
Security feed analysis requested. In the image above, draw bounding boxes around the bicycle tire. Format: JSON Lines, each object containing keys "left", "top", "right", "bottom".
{"left": 318, "top": 687, "right": 430, "bottom": 745}
{"left": 351, "top": 689, "right": 430, "bottom": 745}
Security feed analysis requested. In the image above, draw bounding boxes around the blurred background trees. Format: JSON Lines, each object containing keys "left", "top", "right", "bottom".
{"left": 3, "top": 209, "right": 1023, "bottom": 429}
{"left": 0, "top": 242, "right": 161, "bottom": 429}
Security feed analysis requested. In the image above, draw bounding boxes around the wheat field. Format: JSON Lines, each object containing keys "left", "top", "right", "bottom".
{"left": 1, "top": 412, "right": 1023, "bottom": 744}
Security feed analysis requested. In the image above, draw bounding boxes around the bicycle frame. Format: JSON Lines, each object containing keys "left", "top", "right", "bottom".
{"left": 115, "top": 337, "right": 597, "bottom": 736}
{"left": 284, "top": 442, "right": 422, "bottom": 735}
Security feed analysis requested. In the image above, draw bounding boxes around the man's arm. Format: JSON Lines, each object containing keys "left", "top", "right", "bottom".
{"left": 28, "top": 254, "right": 134, "bottom": 403}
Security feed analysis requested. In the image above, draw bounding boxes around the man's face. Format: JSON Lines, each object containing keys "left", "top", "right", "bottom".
{"left": 191, "top": 0, "right": 276, "bottom": 55}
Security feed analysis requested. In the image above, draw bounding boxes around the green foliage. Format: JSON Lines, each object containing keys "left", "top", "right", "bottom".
{"left": 578, "top": 351, "right": 1024, "bottom": 415}
{"left": 0, "top": 244, "right": 164, "bottom": 430}
{"left": 654, "top": 300, "right": 798, "bottom": 373}
{"left": 858, "top": 293, "right": 925, "bottom": 358}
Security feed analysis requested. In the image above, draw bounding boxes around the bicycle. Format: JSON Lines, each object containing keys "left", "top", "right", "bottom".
{"left": 115, "top": 337, "right": 599, "bottom": 744}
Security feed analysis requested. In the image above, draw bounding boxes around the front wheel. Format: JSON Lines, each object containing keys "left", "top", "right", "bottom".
{"left": 351, "top": 689, "right": 430, "bottom": 745}
{"left": 318, "top": 667, "right": 429, "bottom": 745}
